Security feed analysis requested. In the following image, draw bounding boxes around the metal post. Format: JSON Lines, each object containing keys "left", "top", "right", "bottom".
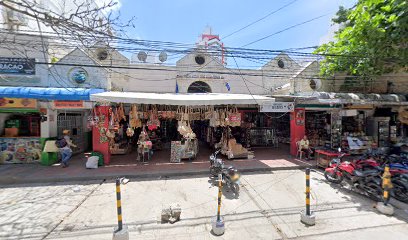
{"left": 305, "top": 168, "right": 311, "bottom": 216}
{"left": 116, "top": 178, "right": 123, "bottom": 231}
{"left": 376, "top": 164, "right": 394, "bottom": 216}
{"left": 382, "top": 165, "right": 392, "bottom": 206}
{"left": 212, "top": 173, "right": 225, "bottom": 235}
{"left": 217, "top": 173, "right": 223, "bottom": 221}
{"left": 300, "top": 167, "right": 315, "bottom": 225}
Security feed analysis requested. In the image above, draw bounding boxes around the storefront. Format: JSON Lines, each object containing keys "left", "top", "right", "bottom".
{"left": 90, "top": 92, "right": 276, "bottom": 165}
{"left": 0, "top": 98, "right": 42, "bottom": 164}
{"left": 0, "top": 86, "right": 104, "bottom": 165}
{"left": 297, "top": 92, "right": 408, "bottom": 160}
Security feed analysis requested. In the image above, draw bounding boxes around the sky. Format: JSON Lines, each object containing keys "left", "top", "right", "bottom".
{"left": 112, "top": 0, "right": 356, "bottom": 66}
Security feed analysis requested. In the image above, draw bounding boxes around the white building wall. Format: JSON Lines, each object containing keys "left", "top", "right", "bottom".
{"left": 48, "top": 48, "right": 109, "bottom": 89}
{"left": 0, "top": 34, "right": 49, "bottom": 87}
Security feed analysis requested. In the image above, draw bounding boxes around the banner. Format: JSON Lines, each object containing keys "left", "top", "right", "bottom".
{"left": 260, "top": 102, "right": 295, "bottom": 112}
{"left": 54, "top": 100, "right": 84, "bottom": 109}
{"left": 0, "top": 57, "right": 35, "bottom": 75}
{"left": 0, "top": 98, "right": 37, "bottom": 108}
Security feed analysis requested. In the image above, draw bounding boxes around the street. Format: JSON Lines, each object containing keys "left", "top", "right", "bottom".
{"left": 1, "top": 170, "right": 408, "bottom": 240}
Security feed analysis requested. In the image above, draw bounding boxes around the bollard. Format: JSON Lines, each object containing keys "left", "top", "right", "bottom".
{"left": 212, "top": 173, "right": 225, "bottom": 236}
{"left": 112, "top": 178, "right": 129, "bottom": 240}
{"left": 300, "top": 168, "right": 315, "bottom": 226}
{"left": 376, "top": 165, "right": 394, "bottom": 215}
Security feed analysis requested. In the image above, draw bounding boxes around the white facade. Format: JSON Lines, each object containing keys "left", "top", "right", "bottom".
{"left": 123, "top": 50, "right": 319, "bottom": 95}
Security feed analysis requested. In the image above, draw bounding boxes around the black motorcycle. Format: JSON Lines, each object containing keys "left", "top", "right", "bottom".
{"left": 209, "top": 150, "right": 240, "bottom": 197}
{"left": 222, "top": 166, "right": 241, "bottom": 197}
{"left": 209, "top": 150, "right": 224, "bottom": 176}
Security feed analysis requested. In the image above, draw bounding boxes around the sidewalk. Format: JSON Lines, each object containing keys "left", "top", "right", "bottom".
{"left": 0, "top": 147, "right": 316, "bottom": 184}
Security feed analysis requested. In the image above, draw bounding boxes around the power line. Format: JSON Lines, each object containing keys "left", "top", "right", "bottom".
{"left": 242, "top": 13, "right": 331, "bottom": 47}
{"left": 222, "top": 0, "right": 300, "bottom": 40}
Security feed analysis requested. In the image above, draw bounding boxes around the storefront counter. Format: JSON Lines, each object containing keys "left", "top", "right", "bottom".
{"left": 0, "top": 137, "right": 42, "bottom": 164}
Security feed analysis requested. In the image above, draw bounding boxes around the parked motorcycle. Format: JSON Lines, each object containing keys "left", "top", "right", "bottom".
{"left": 222, "top": 166, "right": 241, "bottom": 197}
{"left": 324, "top": 149, "right": 383, "bottom": 201}
{"left": 355, "top": 156, "right": 408, "bottom": 203}
{"left": 209, "top": 150, "right": 240, "bottom": 197}
{"left": 209, "top": 150, "right": 224, "bottom": 176}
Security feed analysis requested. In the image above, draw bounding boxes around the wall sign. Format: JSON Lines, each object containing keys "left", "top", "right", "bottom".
{"left": 260, "top": 102, "right": 295, "bottom": 112}
{"left": 68, "top": 67, "right": 88, "bottom": 83}
{"left": 0, "top": 98, "right": 37, "bottom": 108}
{"left": 54, "top": 100, "right": 84, "bottom": 109}
{"left": 0, "top": 57, "right": 35, "bottom": 75}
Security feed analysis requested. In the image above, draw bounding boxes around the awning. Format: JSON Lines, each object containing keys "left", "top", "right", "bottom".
{"left": 0, "top": 87, "right": 105, "bottom": 101}
{"left": 90, "top": 92, "right": 274, "bottom": 106}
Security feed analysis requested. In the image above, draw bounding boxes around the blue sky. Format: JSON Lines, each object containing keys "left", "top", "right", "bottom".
{"left": 115, "top": 0, "right": 356, "bottom": 65}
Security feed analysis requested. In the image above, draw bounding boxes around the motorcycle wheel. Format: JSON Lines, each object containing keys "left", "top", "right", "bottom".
{"left": 231, "top": 183, "right": 240, "bottom": 197}
{"left": 365, "top": 182, "right": 383, "bottom": 202}
{"left": 324, "top": 170, "right": 343, "bottom": 184}
{"left": 392, "top": 180, "right": 408, "bottom": 203}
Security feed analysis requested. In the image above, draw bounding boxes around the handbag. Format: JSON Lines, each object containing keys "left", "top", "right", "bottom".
{"left": 228, "top": 107, "right": 241, "bottom": 127}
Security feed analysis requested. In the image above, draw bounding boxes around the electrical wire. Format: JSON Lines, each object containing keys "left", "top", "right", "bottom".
{"left": 222, "top": 0, "right": 300, "bottom": 40}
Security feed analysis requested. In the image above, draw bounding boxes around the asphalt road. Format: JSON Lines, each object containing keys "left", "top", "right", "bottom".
{"left": 1, "top": 170, "right": 407, "bottom": 240}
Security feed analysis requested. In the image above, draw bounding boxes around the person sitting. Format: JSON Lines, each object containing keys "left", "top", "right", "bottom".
{"left": 299, "top": 135, "right": 313, "bottom": 160}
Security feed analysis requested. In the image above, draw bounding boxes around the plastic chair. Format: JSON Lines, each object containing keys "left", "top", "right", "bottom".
{"left": 296, "top": 141, "right": 303, "bottom": 160}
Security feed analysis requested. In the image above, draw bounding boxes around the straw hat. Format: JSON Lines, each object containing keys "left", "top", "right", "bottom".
{"left": 63, "top": 129, "right": 70, "bottom": 134}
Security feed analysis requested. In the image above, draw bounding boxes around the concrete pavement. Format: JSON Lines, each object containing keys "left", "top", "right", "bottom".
{"left": 1, "top": 170, "right": 407, "bottom": 240}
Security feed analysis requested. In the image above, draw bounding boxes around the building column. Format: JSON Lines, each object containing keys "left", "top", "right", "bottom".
{"left": 290, "top": 108, "right": 306, "bottom": 156}
{"left": 92, "top": 106, "right": 111, "bottom": 164}
{"left": 40, "top": 108, "right": 58, "bottom": 139}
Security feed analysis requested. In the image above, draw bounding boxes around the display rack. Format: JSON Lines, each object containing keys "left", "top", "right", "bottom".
{"left": 331, "top": 111, "right": 342, "bottom": 149}
{"left": 249, "top": 128, "right": 276, "bottom": 146}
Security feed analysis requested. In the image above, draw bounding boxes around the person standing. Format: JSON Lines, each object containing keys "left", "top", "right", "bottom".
{"left": 59, "top": 130, "right": 77, "bottom": 168}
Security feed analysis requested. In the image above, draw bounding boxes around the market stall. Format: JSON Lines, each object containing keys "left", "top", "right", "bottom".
{"left": 90, "top": 92, "right": 275, "bottom": 164}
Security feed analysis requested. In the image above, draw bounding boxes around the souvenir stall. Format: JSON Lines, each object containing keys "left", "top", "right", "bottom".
{"left": 0, "top": 98, "right": 42, "bottom": 164}
{"left": 305, "top": 111, "right": 331, "bottom": 148}
{"left": 341, "top": 109, "right": 373, "bottom": 154}
{"left": 89, "top": 92, "right": 274, "bottom": 165}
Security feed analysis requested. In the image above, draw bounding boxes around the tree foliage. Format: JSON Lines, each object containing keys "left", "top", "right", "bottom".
{"left": 315, "top": 0, "right": 407, "bottom": 77}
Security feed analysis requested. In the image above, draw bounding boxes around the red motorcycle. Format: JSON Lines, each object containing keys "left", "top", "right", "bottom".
{"left": 324, "top": 152, "right": 383, "bottom": 201}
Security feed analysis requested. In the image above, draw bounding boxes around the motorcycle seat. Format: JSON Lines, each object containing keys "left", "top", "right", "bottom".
{"left": 353, "top": 169, "right": 379, "bottom": 177}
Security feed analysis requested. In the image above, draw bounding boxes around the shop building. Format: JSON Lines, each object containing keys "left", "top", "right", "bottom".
{"left": 285, "top": 92, "right": 408, "bottom": 167}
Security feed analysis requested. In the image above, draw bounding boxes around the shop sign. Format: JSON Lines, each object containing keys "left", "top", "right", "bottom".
{"left": 54, "top": 100, "right": 84, "bottom": 109}
{"left": 260, "top": 102, "right": 295, "bottom": 112}
{"left": 0, "top": 57, "right": 35, "bottom": 75}
{"left": 0, "top": 98, "right": 37, "bottom": 108}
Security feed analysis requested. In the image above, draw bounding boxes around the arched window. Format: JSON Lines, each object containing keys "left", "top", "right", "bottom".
{"left": 187, "top": 81, "right": 211, "bottom": 93}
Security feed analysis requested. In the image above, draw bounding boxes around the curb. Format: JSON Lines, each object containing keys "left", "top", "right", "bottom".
{"left": 0, "top": 164, "right": 315, "bottom": 185}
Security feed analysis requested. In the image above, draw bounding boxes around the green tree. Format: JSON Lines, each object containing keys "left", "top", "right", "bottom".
{"left": 315, "top": 0, "right": 407, "bottom": 78}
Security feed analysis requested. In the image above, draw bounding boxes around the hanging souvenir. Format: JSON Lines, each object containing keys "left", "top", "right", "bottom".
{"left": 126, "top": 127, "right": 135, "bottom": 137}
{"left": 99, "top": 127, "right": 109, "bottom": 143}
{"left": 228, "top": 107, "right": 241, "bottom": 127}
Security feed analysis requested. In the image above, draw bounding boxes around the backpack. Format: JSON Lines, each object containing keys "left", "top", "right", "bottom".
{"left": 56, "top": 138, "right": 67, "bottom": 148}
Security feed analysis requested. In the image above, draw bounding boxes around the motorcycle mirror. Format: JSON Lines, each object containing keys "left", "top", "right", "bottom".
{"left": 338, "top": 147, "right": 341, "bottom": 152}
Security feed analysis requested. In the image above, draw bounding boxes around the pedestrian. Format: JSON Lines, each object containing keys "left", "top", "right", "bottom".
{"left": 58, "top": 130, "right": 77, "bottom": 168}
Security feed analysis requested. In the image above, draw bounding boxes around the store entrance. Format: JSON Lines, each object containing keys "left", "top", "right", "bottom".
{"left": 102, "top": 104, "right": 292, "bottom": 165}
{"left": 57, "top": 112, "right": 87, "bottom": 154}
